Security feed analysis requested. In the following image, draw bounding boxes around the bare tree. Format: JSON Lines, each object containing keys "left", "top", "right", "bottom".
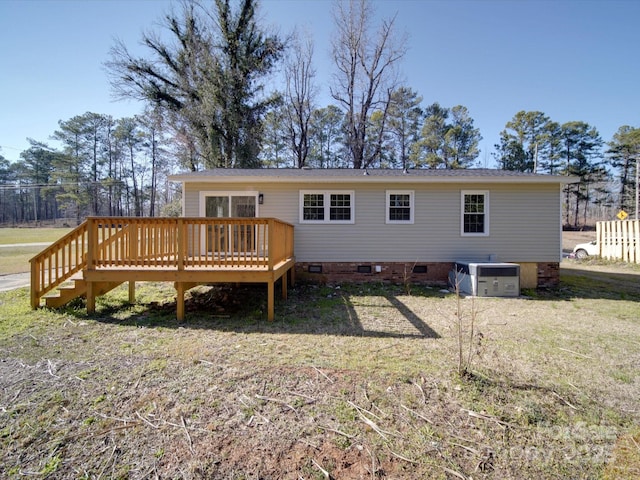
{"left": 283, "top": 31, "right": 317, "bottom": 168}
{"left": 330, "top": 0, "right": 406, "bottom": 169}
{"left": 106, "top": 0, "right": 284, "bottom": 169}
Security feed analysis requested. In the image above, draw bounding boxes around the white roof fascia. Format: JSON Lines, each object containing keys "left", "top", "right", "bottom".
{"left": 169, "top": 174, "right": 579, "bottom": 185}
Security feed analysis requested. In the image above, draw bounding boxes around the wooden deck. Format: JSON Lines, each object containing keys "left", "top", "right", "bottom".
{"left": 30, "top": 217, "right": 295, "bottom": 320}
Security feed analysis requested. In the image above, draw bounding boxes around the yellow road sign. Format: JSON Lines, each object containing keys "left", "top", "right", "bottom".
{"left": 616, "top": 210, "right": 628, "bottom": 220}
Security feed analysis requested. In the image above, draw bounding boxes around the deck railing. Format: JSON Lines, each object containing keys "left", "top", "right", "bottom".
{"left": 31, "top": 217, "right": 295, "bottom": 307}
{"left": 30, "top": 220, "right": 89, "bottom": 308}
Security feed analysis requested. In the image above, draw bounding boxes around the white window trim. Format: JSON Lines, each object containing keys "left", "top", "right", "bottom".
{"left": 386, "top": 190, "right": 414, "bottom": 224}
{"left": 299, "top": 190, "right": 355, "bottom": 224}
{"left": 199, "top": 191, "right": 260, "bottom": 217}
{"left": 461, "top": 190, "right": 490, "bottom": 237}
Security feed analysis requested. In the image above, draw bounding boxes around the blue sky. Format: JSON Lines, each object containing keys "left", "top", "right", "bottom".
{"left": 1, "top": 0, "right": 639, "bottom": 167}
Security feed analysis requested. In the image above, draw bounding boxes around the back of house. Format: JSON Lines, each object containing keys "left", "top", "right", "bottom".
{"left": 170, "top": 168, "right": 575, "bottom": 290}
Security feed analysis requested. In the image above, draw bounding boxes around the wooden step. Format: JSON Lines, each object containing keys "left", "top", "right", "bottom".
{"left": 45, "top": 278, "right": 123, "bottom": 309}
{"left": 45, "top": 278, "right": 87, "bottom": 308}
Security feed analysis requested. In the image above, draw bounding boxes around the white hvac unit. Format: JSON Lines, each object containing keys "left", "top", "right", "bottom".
{"left": 449, "top": 261, "right": 520, "bottom": 297}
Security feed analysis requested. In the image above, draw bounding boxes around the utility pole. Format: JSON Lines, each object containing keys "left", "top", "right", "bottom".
{"left": 33, "top": 187, "right": 38, "bottom": 225}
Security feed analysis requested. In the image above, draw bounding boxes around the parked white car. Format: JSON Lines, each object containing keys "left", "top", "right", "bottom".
{"left": 572, "top": 240, "right": 599, "bottom": 259}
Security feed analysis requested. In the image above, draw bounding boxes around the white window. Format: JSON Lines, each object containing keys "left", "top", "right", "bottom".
{"left": 300, "top": 191, "right": 355, "bottom": 223}
{"left": 461, "top": 190, "right": 489, "bottom": 236}
{"left": 386, "top": 190, "right": 414, "bottom": 224}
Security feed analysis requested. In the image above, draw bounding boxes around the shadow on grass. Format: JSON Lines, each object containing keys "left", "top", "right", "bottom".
{"left": 77, "top": 282, "right": 443, "bottom": 339}
{"left": 464, "top": 368, "right": 559, "bottom": 397}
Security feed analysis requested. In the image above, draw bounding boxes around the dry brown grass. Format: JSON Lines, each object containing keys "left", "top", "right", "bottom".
{"left": 1, "top": 260, "right": 639, "bottom": 479}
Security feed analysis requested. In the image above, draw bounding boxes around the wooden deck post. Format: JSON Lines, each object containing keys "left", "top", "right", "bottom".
{"left": 177, "top": 218, "right": 184, "bottom": 271}
{"left": 289, "top": 265, "right": 296, "bottom": 287}
{"left": 281, "top": 271, "right": 288, "bottom": 300}
{"left": 86, "top": 219, "right": 96, "bottom": 314}
{"left": 267, "top": 219, "right": 274, "bottom": 271}
{"left": 30, "top": 258, "right": 40, "bottom": 309}
{"left": 176, "top": 283, "right": 185, "bottom": 321}
{"left": 267, "top": 280, "right": 275, "bottom": 321}
{"left": 86, "top": 218, "right": 96, "bottom": 271}
{"left": 86, "top": 281, "right": 95, "bottom": 314}
{"left": 128, "top": 281, "right": 135, "bottom": 303}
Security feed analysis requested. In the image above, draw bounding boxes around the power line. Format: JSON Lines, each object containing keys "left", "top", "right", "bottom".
{"left": 0, "top": 181, "right": 124, "bottom": 191}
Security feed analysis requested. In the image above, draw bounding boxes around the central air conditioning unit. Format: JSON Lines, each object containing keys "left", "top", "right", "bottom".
{"left": 449, "top": 261, "right": 520, "bottom": 297}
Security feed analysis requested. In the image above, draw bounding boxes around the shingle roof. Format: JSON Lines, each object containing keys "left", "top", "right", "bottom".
{"left": 169, "top": 168, "right": 576, "bottom": 184}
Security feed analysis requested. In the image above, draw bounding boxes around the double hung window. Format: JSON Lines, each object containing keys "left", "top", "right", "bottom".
{"left": 461, "top": 191, "right": 489, "bottom": 236}
{"left": 386, "top": 191, "right": 414, "bottom": 224}
{"left": 300, "top": 191, "right": 354, "bottom": 223}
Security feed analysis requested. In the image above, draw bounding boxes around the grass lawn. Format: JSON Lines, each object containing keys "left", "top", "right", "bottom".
{"left": 0, "top": 227, "right": 72, "bottom": 275}
{"left": 0, "top": 246, "right": 47, "bottom": 275}
{"left": 0, "top": 260, "right": 639, "bottom": 478}
{"left": 0, "top": 227, "right": 72, "bottom": 245}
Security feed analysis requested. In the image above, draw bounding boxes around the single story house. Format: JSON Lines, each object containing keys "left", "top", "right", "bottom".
{"left": 169, "top": 168, "right": 576, "bottom": 290}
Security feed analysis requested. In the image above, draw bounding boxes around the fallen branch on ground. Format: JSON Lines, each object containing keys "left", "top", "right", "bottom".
{"left": 136, "top": 411, "right": 159, "bottom": 429}
{"left": 312, "top": 458, "right": 330, "bottom": 479}
{"left": 442, "top": 466, "right": 469, "bottom": 479}
{"left": 348, "top": 400, "right": 383, "bottom": 422}
{"left": 317, "top": 425, "right": 357, "bottom": 439}
{"left": 313, "top": 366, "right": 334, "bottom": 383}
{"left": 47, "top": 359, "right": 60, "bottom": 378}
{"left": 460, "top": 408, "right": 516, "bottom": 429}
{"left": 400, "top": 404, "right": 434, "bottom": 424}
{"left": 413, "top": 381, "right": 427, "bottom": 403}
{"left": 387, "top": 446, "right": 418, "bottom": 464}
{"left": 558, "top": 347, "right": 594, "bottom": 359}
{"left": 181, "top": 416, "right": 195, "bottom": 454}
{"left": 285, "top": 390, "right": 316, "bottom": 403}
{"left": 552, "top": 391, "right": 579, "bottom": 410}
{"left": 255, "top": 394, "right": 298, "bottom": 414}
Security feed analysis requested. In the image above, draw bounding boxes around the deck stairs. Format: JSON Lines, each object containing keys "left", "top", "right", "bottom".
{"left": 42, "top": 274, "right": 122, "bottom": 308}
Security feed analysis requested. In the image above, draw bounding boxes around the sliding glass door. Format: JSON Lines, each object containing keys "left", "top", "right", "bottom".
{"left": 204, "top": 194, "right": 257, "bottom": 254}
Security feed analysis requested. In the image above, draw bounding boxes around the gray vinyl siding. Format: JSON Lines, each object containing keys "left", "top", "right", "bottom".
{"left": 183, "top": 181, "right": 562, "bottom": 263}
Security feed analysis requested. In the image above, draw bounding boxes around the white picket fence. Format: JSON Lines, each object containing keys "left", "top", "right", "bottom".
{"left": 596, "top": 220, "right": 640, "bottom": 264}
